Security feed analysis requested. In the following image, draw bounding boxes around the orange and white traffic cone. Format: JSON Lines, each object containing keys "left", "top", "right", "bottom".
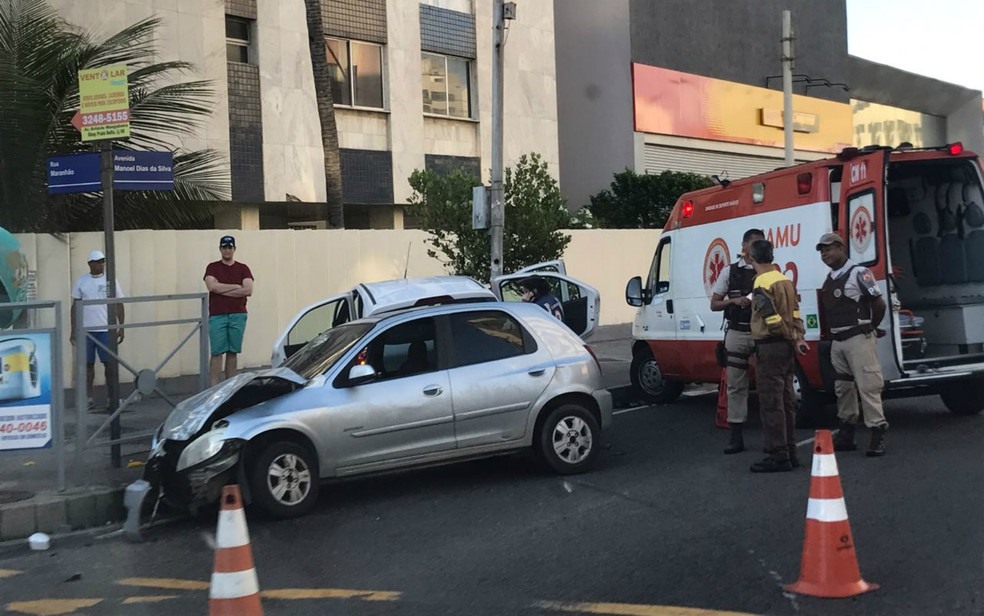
{"left": 785, "top": 430, "right": 878, "bottom": 598}
{"left": 209, "top": 485, "right": 263, "bottom": 616}
{"left": 715, "top": 368, "right": 729, "bottom": 429}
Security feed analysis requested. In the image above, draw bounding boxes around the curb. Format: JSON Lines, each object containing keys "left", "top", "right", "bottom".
{"left": 0, "top": 486, "right": 126, "bottom": 542}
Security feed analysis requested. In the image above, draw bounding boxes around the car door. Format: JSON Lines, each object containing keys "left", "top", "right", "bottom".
{"left": 490, "top": 272, "right": 600, "bottom": 339}
{"left": 444, "top": 309, "right": 553, "bottom": 448}
{"left": 515, "top": 260, "right": 568, "bottom": 276}
{"left": 271, "top": 293, "right": 352, "bottom": 367}
{"left": 328, "top": 316, "right": 456, "bottom": 473}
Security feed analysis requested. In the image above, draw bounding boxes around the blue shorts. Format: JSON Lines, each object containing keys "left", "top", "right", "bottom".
{"left": 86, "top": 331, "right": 111, "bottom": 364}
{"left": 209, "top": 313, "right": 248, "bottom": 356}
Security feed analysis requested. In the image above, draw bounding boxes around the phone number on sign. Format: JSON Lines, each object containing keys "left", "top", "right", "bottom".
{"left": 82, "top": 111, "right": 129, "bottom": 126}
{"left": 0, "top": 421, "right": 47, "bottom": 434}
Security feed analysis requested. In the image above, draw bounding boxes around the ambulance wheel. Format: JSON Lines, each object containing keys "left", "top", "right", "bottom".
{"left": 940, "top": 380, "right": 984, "bottom": 415}
{"left": 630, "top": 350, "right": 683, "bottom": 404}
{"left": 793, "top": 368, "right": 834, "bottom": 428}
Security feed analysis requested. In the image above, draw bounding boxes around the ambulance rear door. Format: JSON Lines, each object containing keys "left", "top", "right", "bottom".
{"left": 838, "top": 150, "right": 902, "bottom": 382}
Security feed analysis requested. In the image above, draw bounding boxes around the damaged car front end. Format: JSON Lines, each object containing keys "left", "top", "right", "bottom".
{"left": 141, "top": 368, "right": 307, "bottom": 512}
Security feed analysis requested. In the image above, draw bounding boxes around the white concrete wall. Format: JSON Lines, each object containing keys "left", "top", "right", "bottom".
{"left": 14, "top": 229, "right": 658, "bottom": 384}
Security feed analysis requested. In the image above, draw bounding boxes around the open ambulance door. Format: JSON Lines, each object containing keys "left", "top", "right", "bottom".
{"left": 271, "top": 292, "right": 354, "bottom": 367}
{"left": 491, "top": 271, "right": 600, "bottom": 340}
{"left": 837, "top": 149, "right": 903, "bottom": 382}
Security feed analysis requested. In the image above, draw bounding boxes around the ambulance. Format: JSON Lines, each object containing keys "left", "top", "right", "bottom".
{"left": 624, "top": 142, "right": 984, "bottom": 424}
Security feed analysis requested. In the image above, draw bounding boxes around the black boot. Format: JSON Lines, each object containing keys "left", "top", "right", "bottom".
{"left": 833, "top": 421, "right": 858, "bottom": 452}
{"left": 866, "top": 425, "right": 888, "bottom": 457}
{"left": 724, "top": 422, "right": 745, "bottom": 454}
{"left": 789, "top": 450, "right": 802, "bottom": 468}
{"left": 750, "top": 453, "right": 792, "bottom": 473}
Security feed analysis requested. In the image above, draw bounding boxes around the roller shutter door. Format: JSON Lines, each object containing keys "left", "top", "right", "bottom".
{"left": 643, "top": 144, "right": 805, "bottom": 179}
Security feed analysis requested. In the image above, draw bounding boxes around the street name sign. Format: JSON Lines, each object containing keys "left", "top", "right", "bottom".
{"left": 47, "top": 153, "right": 101, "bottom": 194}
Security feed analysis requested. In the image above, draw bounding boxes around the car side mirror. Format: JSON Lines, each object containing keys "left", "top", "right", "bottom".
{"left": 625, "top": 276, "right": 645, "bottom": 307}
{"left": 347, "top": 364, "right": 377, "bottom": 385}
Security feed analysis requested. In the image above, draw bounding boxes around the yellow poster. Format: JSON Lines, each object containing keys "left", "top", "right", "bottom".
{"left": 77, "top": 65, "right": 130, "bottom": 141}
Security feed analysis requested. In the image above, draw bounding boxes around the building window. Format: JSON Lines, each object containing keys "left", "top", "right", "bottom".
{"left": 326, "top": 38, "right": 384, "bottom": 109}
{"left": 226, "top": 16, "right": 252, "bottom": 64}
{"left": 421, "top": 52, "right": 471, "bottom": 119}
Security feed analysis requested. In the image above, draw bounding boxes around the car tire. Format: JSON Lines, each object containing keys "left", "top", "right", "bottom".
{"left": 630, "top": 350, "right": 684, "bottom": 403}
{"left": 940, "top": 380, "right": 984, "bottom": 415}
{"left": 536, "top": 404, "right": 601, "bottom": 475}
{"left": 249, "top": 441, "right": 320, "bottom": 519}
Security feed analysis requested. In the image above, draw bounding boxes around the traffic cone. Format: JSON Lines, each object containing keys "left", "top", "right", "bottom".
{"left": 784, "top": 430, "right": 878, "bottom": 598}
{"left": 209, "top": 485, "right": 263, "bottom": 616}
{"left": 715, "top": 368, "right": 729, "bottom": 429}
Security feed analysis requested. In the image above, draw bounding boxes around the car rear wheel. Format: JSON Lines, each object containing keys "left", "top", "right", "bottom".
{"left": 536, "top": 404, "right": 601, "bottom": 475}
{"left": 249, "top": 441, "right": 320, "bottom": 519}
{"left": 630, "top": 349, "right": 683, "bottom": 403}
{"left": 940, "top": 379, "right": 984, "bottom": 415}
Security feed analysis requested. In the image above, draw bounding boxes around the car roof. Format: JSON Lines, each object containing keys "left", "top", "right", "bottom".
{"left": 358, "top": 276, "right": 495, "bottom": 313}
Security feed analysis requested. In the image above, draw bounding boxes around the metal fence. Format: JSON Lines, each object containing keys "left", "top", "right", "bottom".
{"left": 73, "top": 293, "right": 208, "bottom": 482}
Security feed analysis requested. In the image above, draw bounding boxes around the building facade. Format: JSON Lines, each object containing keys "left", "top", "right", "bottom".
{"left": 553, "top": 0, "right": 984, "bottom": 209}
{"left": 48, "top": 0, "right": 559, "bottom": 229}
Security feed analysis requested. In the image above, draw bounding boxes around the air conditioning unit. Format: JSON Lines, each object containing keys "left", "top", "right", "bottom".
{"left": 288, "top": 221, "right": 327, "bottom": 230}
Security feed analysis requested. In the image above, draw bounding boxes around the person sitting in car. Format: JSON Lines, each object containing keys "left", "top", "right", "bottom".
{"left": 520, "top": 276, "right": 564, "bottom": 321}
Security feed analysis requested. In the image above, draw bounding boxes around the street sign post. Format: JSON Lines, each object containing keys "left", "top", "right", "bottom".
{"left": 77, "top": 65, "right": 130, "bottom": 142}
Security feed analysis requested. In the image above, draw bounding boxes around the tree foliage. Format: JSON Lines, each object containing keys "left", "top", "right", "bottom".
{"left": 585, "top": 169, "right": 713, "bottom": 229}
{"left": 0, "top": 0, "right": 229, "bottom": 232}
{"left": 408, "top": 153, "right": 572, "bottom": 283}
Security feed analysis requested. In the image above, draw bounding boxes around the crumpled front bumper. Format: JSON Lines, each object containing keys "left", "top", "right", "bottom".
{"left": 143, "top": 439, "right": 242, "bottom": 511}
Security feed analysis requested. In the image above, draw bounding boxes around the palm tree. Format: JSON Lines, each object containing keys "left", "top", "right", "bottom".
{"left": 303, "top": 0, "right": 344, "bottom": 228}
{"left": 0, "top": 0, "right": 229, "bottom": 233}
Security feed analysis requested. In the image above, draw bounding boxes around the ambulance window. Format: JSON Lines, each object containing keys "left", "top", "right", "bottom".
{"left": 654, "top": 238, "right": 671, "bottom": 294}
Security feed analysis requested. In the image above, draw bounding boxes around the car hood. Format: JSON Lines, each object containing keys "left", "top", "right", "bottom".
{"left": 161, "top": 368, "right": 307, "bottom": 441}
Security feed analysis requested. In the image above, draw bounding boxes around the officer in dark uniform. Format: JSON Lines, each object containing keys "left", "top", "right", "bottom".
{"left": 710, "top": 228, "right": 765, "bottom": 454}
{"left": 816, "top": 232, "right": 889, "bottom": 456}
{"left": 520, "top": 276, "right": 565, "bottom": 321}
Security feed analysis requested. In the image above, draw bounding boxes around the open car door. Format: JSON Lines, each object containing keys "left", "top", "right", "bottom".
{"left": 515, "top": 260, "right": 567, "bottom": 276}
{"left": 271, "top": 293, "right": 353, "bottom": 367}
{"left": 491, "top": 271, "right": 600, "bottom": 340}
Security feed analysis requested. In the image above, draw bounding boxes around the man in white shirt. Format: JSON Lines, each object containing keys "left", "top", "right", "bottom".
{"left": 70, "top": 250, "right": 125, "bottom": 410}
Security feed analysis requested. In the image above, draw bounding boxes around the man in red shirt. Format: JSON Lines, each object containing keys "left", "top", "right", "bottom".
{"left": 204, "top": 236, "right": 254, "bottom": 385}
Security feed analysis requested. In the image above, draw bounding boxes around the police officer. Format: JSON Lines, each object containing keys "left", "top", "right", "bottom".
{"left": 748, "top": 239, "right": 808, "bottom": 473}
{"left": 816, "top": 233, "right": 889, "bottom": 456}
{"left": 520, "top": 276, "right": 565, "bottom": 321}
{"left": 710, "top": 228, "right": 765, "bottom": 454}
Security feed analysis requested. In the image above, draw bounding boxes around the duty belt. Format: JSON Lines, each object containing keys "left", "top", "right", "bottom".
{"left": 831, "top": 324, "right": 873, "bottom": 342}
{"left": 727, "top": 322, "right": 751, "bottom": 333}
{"left": 754, "top": 337, "right": 789, "bottom": 345}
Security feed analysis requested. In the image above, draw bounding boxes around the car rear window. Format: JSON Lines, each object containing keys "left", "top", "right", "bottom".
{"left": 448, "top": 310, "right": 535, "bottom": 367}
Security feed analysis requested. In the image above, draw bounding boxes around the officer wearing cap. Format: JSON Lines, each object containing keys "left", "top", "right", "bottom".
{"left": 816, "top": 232, "right": 889, "bottom": 456}
{"left": 710, "top": 228, "right": 765, "bottom": 454}
{"left": 204, "top": 236, "right": 254, "bottom": 385}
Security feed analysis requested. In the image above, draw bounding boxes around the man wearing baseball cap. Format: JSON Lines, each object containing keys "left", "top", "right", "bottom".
{"left": 204, "top": 236, "right": 254, "bottom": 385}
{"left": 70, "top": 249, "right": 125, "bottom": 410}
{"left": 816, "top": 232, "right": 889, "bottom": 456}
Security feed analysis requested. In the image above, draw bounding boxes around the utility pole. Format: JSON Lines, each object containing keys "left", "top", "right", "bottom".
{"left": 781, "top": 10, "right": 795, "bottom": 166}
{"left": 489, "top": 0, "right": 505, "bottom": 280}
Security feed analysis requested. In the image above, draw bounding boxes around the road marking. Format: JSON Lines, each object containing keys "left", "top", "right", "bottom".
{"left": 4, "top": 599, "right": 102, "bottom": 616}
{"left": 0, "top": 568, "right": 23, "bottom": 578}
{"left": 117, "top": 577, "right": 209, "bottom": 590}
{"left": 535, "top": 600, "right": 761, "bottom": 615}
{"left": 261, "top": 588, "right": 401, "bottom": 602}
{"left": 122, "top": 596, "right": 179, "bottom": 605}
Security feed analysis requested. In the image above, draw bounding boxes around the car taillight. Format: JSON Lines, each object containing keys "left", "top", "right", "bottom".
{"left": 585, "top": 345, "right": 602, "bottom": 371}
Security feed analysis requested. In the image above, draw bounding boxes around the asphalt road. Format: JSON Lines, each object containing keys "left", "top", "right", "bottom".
{"left": 1, "top": 392, "right": 981, "bottom": 616}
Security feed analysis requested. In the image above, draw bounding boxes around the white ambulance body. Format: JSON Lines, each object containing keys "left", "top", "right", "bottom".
{"left": 625, "top": 143, "right": 984, "bottom": 422}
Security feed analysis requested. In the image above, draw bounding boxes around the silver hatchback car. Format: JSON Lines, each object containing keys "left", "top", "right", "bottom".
{"left": 144, "top": 302, "right": 613, "bottom": 518}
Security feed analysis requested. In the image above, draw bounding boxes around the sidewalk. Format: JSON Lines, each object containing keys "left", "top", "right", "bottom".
{"left": 0, "top": 324, "right": 637, "bottom": 542}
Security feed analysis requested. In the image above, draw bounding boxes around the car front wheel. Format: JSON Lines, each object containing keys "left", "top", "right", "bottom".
{"left": 249, "top": 441, "right": 320, "bottom": 519}
{"left": 940, "top": 379, "right": 984, "bottom": 415}
{"left": 630, "top": 350, "right": 683, "bottom": 403}
{"left": 536, "top": 404, "right": 601, "bottom": 475}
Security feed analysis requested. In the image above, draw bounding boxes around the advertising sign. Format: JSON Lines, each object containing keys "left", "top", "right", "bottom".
{"left": 78, "top": 65, "right": 130, "bottom": 141}
{"left": 0, "top": 334, "right": 51, "bottom": 451}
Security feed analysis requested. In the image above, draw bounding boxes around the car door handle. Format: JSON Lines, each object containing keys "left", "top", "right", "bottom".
{"left": 528, "top": 369, "right": 546, "bottom": 377}
{"left": 423, "top": 385, "right": 443, "bottom": 396}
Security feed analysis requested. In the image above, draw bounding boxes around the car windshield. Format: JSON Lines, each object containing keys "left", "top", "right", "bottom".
{"left": 283, "top": 322, "right": 374, "bottom": 379}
